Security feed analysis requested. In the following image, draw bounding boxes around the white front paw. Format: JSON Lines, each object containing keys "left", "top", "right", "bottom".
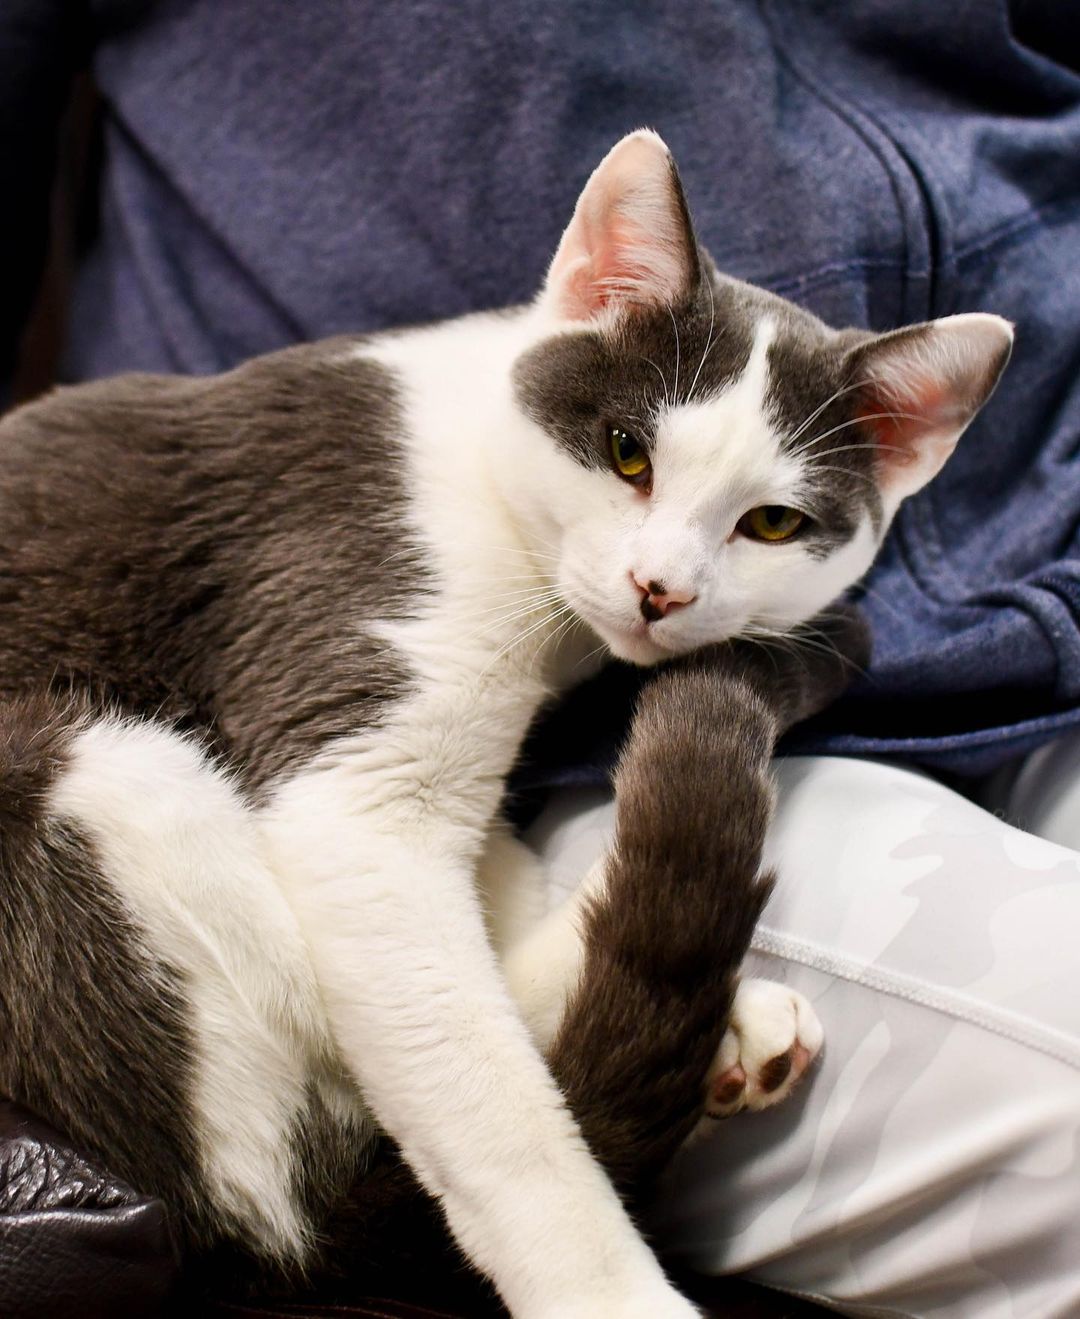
{"left": 704, "top": 978, "right": 823, "bottom": 1119}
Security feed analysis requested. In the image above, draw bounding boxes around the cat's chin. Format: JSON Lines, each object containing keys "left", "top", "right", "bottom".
{"left": 592, "top": 621, "right": 675, "bottom": 667}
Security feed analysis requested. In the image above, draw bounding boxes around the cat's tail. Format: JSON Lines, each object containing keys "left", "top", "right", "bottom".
{"left": 546, "top": 607, "right": 868, "bottom": 1194}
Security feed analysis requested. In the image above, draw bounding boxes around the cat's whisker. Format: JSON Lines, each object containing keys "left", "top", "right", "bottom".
{"left": 762, "top": 623, "right": 870, "bottom": 679}
{"left": 789, "top": 411, "right": 926, "bottom": 460}
{"left": 785, "top": 378, "right": 871, "bottom": 448}
{"left": 454, "top": 588, "right": 559, "bottom": 615}
{"left": 811, "top": 440, "right": 913, "bottom": 459}
{"left": 482, "top": 578, "right": 562, "bottom": 594}
{"left": 797, "top": 465, "right": 880, "bottom": 487}
{"left": 524, "top": 533, "right": 567, "bottom": 560}
{"left": 531, "top": 610, "right": 585, "bottom": 677}
{"left": 685, "top": 277, "right": 716, "bottom": 406}
{"left": 370, "top": 544, "right": 425, "bottom": 572}
{"left": 668, "top": 307, "right": 681, "bottom": 403}
{"left": 460, "top": 593, "right": 567, "bottom": 638}
{"left": 737, "top": 634, "right": 784, "bottom": 678}
{"left": 572, "top": 639, "right": 610, "bottom": 672}
{"left": 454, "top": 586, "right": 563, "bottom": 622}
{"left": 461, "top": 599, "right": 566, "bottom": 632}
{"left": 484, "top": 599, "right": 573, "bottom": 650}
{"left": 481, "top": 601, "right": 577, "bottom": 676}
{"left": 743, "top": 619, "right": 845, "bottom": 659}
{"left": 641, "top": 357, "right": 670, "bottom": 408}
{"left": 475, "top": 545, "right": 564, "bottom": 563}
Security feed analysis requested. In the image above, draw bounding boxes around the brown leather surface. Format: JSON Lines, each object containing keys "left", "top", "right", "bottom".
{"left": 0, "top": 1101, "right": 180, "bottom": 1319}
{"left": 202, "top": 1274, "right": 825, "bottom": 1318}
{"left": 0, "top": 1098, "right": 826, "bottom": 1318}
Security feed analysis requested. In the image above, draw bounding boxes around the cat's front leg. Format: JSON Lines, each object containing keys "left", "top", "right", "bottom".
{"left": 261, "top": 774, "right": 699, "bottom": 1319}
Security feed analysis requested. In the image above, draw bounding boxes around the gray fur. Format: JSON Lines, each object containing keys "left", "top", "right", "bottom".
{"left": 0, "top": 341, "right": 427, "bottom": 797}
{"left": 0, "top": 692, "right": 210, "bottom": 1243}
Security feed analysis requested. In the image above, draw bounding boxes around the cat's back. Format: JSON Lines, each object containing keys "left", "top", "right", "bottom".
{"left": 0, "top": 340, "right": 425, "bottom": 783}
{"left": 0, "top": 337, "right": 402, "bottom": 529}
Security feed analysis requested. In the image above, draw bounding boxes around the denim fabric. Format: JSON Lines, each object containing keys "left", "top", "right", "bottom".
{"left": 2, "top": 0, "right": 1078, "bottom": 776}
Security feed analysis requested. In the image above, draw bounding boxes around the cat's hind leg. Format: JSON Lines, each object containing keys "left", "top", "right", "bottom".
{"left": 703, "top": 978, "right": 824, "bottom": 1120}
{"left": 0, "top": 691, "right": 358, "bottom": 1269}
{"left": 501, "top": 852, "right": 823, "bottom": 1124}
{"left": 475, "top": 819, "right": 551, "bottom": 956}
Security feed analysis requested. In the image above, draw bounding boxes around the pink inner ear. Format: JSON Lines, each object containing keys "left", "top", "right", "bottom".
{"left": 562, "top": 213, "right": 671, "bottom": 318}
{"left": 590, "top": 215, "right": 657, "bottom": 309}
{"left": 544, "top": 132, "right": 695, "bottom": 323}
{"left": 560, "top": 216, "right": 644, "bottom": 317}
{"left": 857, "top": 376, "right": 950, "bottom": 473}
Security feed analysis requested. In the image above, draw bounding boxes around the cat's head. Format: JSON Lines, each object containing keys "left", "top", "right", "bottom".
{"left": 512, "top": 130, "right": 1012, "bottom": 664}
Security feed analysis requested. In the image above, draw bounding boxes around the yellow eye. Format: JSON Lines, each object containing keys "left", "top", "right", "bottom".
{"left": 609, "top": 425, "right": 651, "bottom": 484}
{"left": 740, "top": 505, "right": 807, "bottom": 542}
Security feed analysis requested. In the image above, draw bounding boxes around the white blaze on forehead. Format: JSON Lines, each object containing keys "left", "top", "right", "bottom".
{"left": 654, "top": 317, "right": 804, "bottom": 521}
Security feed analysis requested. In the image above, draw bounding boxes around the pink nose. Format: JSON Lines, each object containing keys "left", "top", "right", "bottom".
{"left": 631, "top": 572, "right": 697, "bottom": 623}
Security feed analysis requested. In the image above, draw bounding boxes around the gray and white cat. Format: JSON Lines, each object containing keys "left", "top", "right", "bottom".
{"left": 0, "top": 131, "right": 1010, "bottom": 1315}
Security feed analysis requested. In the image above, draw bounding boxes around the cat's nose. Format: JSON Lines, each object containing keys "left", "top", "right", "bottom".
{"left": 631, "top": 572, "right": 696, "bottom": 622}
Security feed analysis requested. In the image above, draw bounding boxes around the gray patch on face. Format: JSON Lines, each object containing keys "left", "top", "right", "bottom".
{"left": 763, "top": 316, "right": 886, "bottom": 551}
{"left": 515, "top": 265, "right": 887, "bottom": 558}
{"left": 0, "top": 339, "right": 429, "bottom": 796}
{"left": 513, "top": 271, "right": 758, "bottom": 475}
{"left": 514, "top": 138, "right": 892, "bottom": 553}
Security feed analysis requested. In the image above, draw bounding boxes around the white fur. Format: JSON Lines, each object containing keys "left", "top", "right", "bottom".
{"left": 266, "top": 305, "right": 699, "bottom": 1306}
{"left": 49, "top": 716, "right": 346, "bottom": 1259}
{"left": 502, "top": 858, "right": 610, "bottom": 1051}
{"left": 259, "top": 715, "right": 695, "bottom": 1315}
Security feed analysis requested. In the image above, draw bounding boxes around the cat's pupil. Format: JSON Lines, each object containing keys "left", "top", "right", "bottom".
{"left": 616, "top": 431, "right": 636, "bottom": 459}
{"left": 763, "top": 506, "right": 786, "bottom": 526}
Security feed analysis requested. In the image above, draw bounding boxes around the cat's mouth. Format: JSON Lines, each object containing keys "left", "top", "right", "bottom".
{"left": 562, "top": 577, "right": 683, "bottom": 665}
{"left": 582, "top": 610, "right": 677, "bottom": 666}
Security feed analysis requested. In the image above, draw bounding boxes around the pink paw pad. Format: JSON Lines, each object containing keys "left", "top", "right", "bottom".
{"left": 703, "top": 981, "right": 823, "bottom": 1120}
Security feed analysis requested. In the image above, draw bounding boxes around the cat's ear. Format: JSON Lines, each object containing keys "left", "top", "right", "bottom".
{"left": 540, "top": 129, "right": 700, "bottom": 323}
{"left": 847, "top": 313, "right": 1014, "bottom": 501}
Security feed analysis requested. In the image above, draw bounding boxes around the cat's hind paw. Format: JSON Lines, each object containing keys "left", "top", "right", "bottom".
{"left": 705, "top": 978, "right": 823, "bottom": 1119}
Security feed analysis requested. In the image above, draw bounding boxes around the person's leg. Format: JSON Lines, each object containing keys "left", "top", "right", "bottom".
{"left": 999, "top": 728, "right": 1080, "bottom": 854}
{"left": 527, "top": 758, "right": 1080, "bottom": 1318}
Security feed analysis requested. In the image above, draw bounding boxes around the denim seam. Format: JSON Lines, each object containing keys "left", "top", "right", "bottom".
{"left": 750, "top": 926, "right": 1080, "bottom": 1071}
{"left": 914, "top": 199, "right": 1080, "bottom": 608}
{"left": 953, "top": 194, "right": 1080, "bottom": 264}
{"left": 763, "top": 256, "right": 911, "bottom": 296}
{"left": 757, "top": 0, "right": 922, "bottom": 326}
{"left": 908, "top": 494, "right": 975, "bottom": 602}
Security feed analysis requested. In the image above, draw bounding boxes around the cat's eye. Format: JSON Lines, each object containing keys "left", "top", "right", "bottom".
{"left": 608, "top": 425, "right": 651, "bottom": 486}
{"left": 739, "top": 506, "right": 807, "bottom": 542}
